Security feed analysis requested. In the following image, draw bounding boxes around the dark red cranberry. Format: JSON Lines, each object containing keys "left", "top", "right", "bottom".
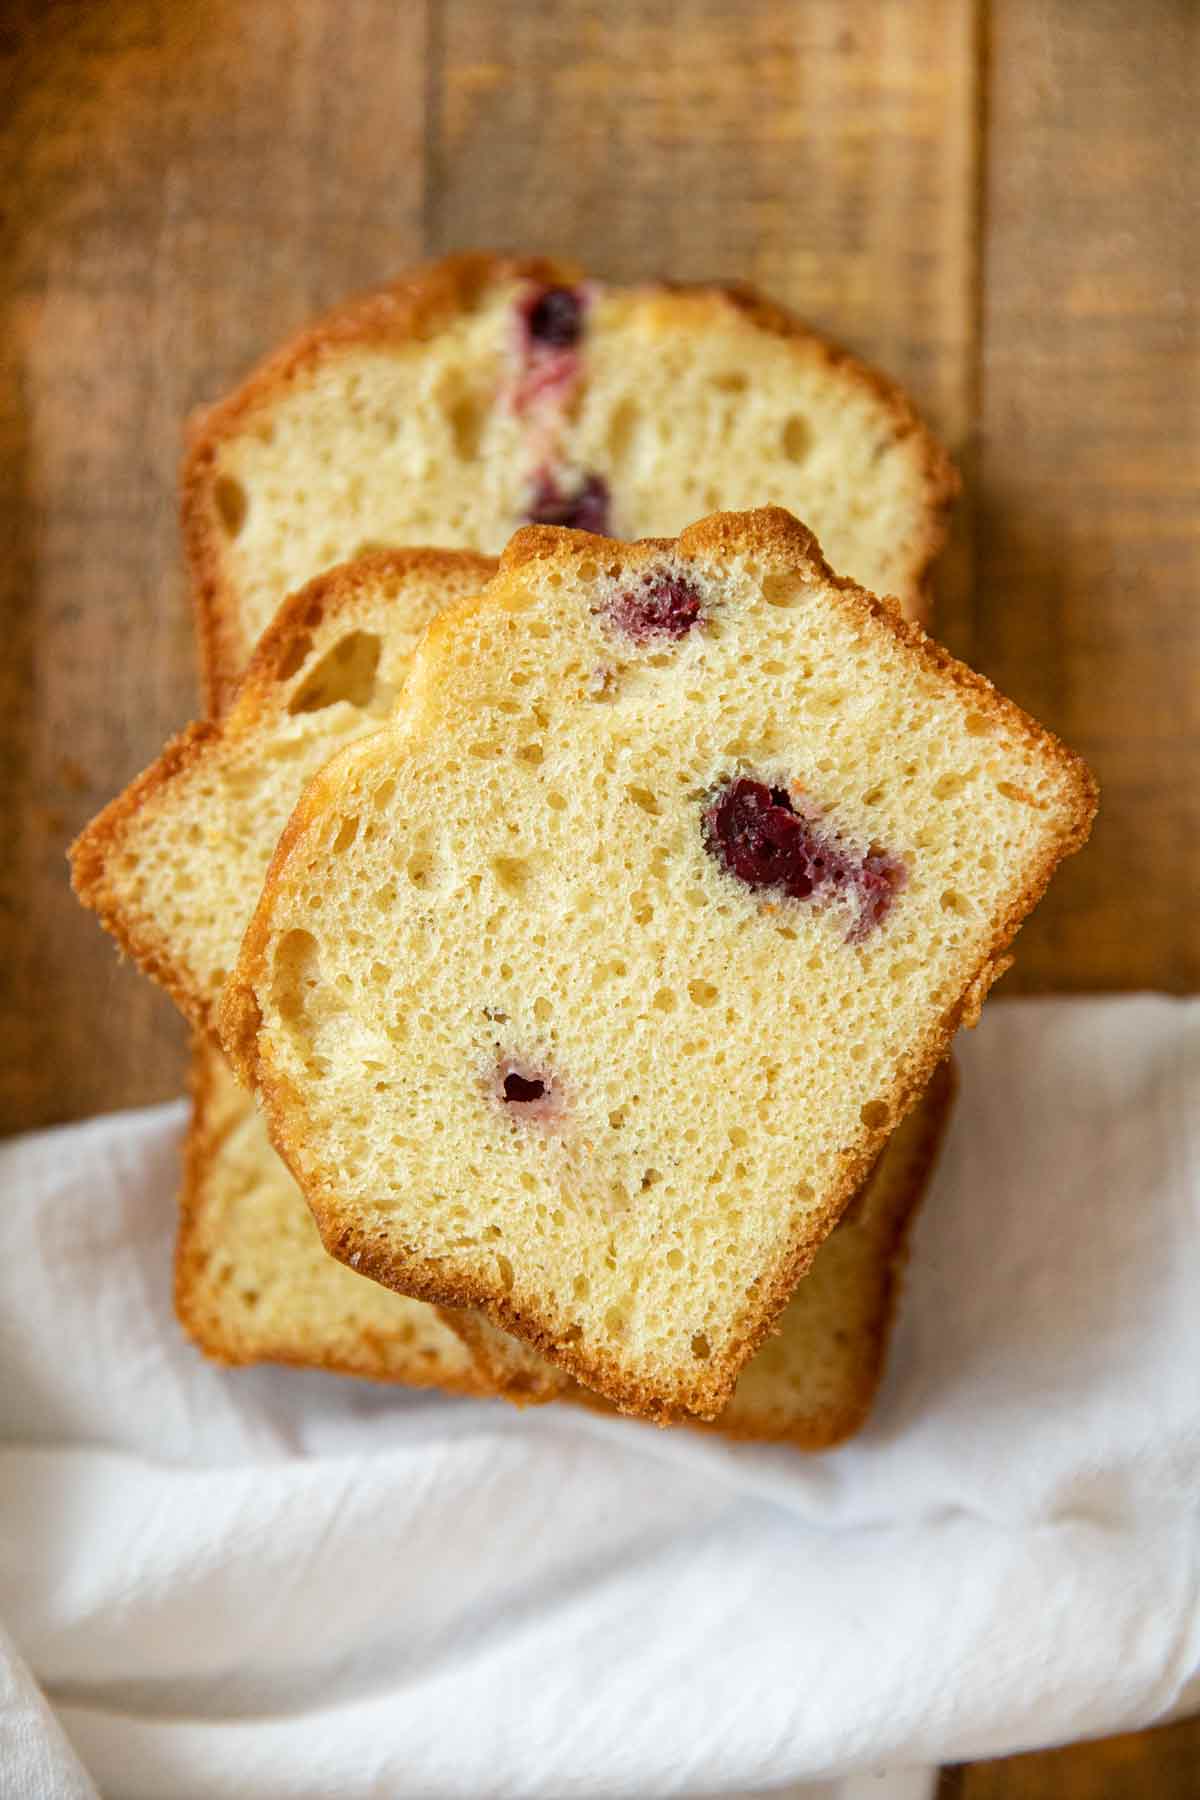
{"left": 525, "top": 469, "right": 612, "bottom": 535}
{"left": 503, "top": 1072, "right": 547, "bottom": 1104}
{"left": 525, "top": 285, "right": 584, "bottom": 349}
{"left": 703, "top": 777, "right": 904, "bottom": 940}
{"left": 609, "top": 571, "right": 704, "bottom": 642}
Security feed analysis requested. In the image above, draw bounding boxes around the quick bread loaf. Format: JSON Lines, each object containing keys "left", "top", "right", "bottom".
{"left": 183, "top": 253, "right": 958, "bottom": 709}
{"left": 220, "top": 509, "right": 1096, "bottom": 1421}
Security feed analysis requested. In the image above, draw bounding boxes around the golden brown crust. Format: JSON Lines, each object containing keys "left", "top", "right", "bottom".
{"left": 175, "top": 1037, "right": 497, "bottom": 1398}
{"left": 220, "top": 508, "right": 1096, "bottom": 1424}
{"left": 455, "top": 1059, "right": 956, "bottom": 1445}
{"left": 438, "top": 1308, "right": 569, "bottom": 1405}
{"left": 182, "top": 252, "right": 957, "bottom": 712}
{"left": 68, "top": 720, "right": 222, "bottom": 1032}
{"left": 69, "top": 547, "right": 497, "bottom": 1037}
{"left": 699, "top": 1056, "right": 957, "bottom": 1448}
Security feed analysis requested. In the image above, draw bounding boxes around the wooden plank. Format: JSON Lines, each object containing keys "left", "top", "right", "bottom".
{"left": 944, "top": 0, "right": 1199, "bottom": 996}
{"left": 940, "top": 1709, "right": 1200, "bottom": 1800}
{"left": 431, "top": 0, "right": 980, "bottom": 455}
{"left": 0, "top": 0, "right": 428, "bottom": 1131}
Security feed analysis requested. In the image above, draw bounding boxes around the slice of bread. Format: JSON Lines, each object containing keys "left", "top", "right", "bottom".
{"left": 179, "top": 1039, "right": 489, "bottom": 1393}
{"left": 182, "top": 1037, "right": 952, "bottom": 1444}
{"left": 71, "top": 549, "right": 497, "bottom": 1036}
{"left": 184, "top": 252, "right": 958, "bottom": 710}
{"left": 220, "top": 508, "right": 1097, "bottom": 1422}
{"left": 457, "top": 1060, "right": 954, "bottom": 1444}
{"left": 74, "top": 532, "right": 949, "bottom": 1424}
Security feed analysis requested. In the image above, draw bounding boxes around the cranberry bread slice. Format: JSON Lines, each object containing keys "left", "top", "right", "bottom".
{"left": 220, "top": 508, "right": 1096, "bottom": 1422}
{"left": 71, "top": 550, "right": 496, "bottom": 1036}
{"left": 179, "top": 1041, "right": 490, "bottom": 1394}
{"left": 460, "top": 1061, "right": 953, "bottom": 1442}
{"left": 184, "top": 251, "right": 957, "bottom": 710}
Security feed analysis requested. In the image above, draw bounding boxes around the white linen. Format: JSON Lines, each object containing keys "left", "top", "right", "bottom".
{"left": 0, "top": 997, "right": 1196, "bottom": 1798}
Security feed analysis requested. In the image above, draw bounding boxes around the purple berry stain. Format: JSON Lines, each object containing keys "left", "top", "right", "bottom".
{"left": 503, "top": 1071, "right": 547, "bottom": 1104}
{"left": 609, "top": 570, "right": 705, "bottom": 642}
{"left": 525, "top": 468, "right": 612, "bottom": 535}
{"left": 524, "top": 285, "right": 584, "bottom": 349}
{"left": 703, "top": 777, "right": 904, "bottom": 940}
{"left": 494, "top": 1060, "right": 563, "bottom": 1127}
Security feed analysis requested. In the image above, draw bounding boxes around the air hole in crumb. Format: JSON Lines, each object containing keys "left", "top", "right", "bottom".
{"left": 607, "top": 399, "right": 640, "bottom": 462}
{"left": 332, "top": 815, "right": 359, "bottom": 854}
{"left": 996, "top": 780, "right": 1043, "bottom": 808}
{"left": 604, "top": 1306, "right": 627, "bottom": 1337}
{"left": 492, "top": 855, "right": 531, "bottom": 894}
{"left": 941, "top": 889, "right": 970, "bottom": 914}
{"left": 688, "top": 979, "right": 718, "bottom": 1007}
{"left": 762, "top": 574, "right": 799, "bottom": 608}
{"left": 273, "top": 930, "right": 322, "bottom": 1025}
{"left": 496, "top": 1254, "right": 514, "bottom": 1292}
{"left": 215, "top": 474, "right": 248, "bottom": 538}
{"left": 626, "top": 785, "right": 661, "bottom": 815}
{"left": 781, "top": 414, "right": 812, "bottom": 462}
{"left": 964, "top": 711, "right": 989, "bottom": 737}
{"left": 447, "top": 390, "right": 485, "bottom": 460}
{"left": 667, "top": 1249, "right": 684, "bottom": 1270}
{"left": 653, "top": 988, "right": 676, "bottom": 1012}
{"left": 711, "top": 370, "right": 748, "bottom": 393}
{"left": 288, "top": 631, "right": 381, "bottom": 713}
{"left": 275, "top": 632, "right": 313, "bottom": 682}
{"left": 861, "top": 1100, "right": 890, "bottom": 1130}
{"left": 690, "top": 1332, "right": 711, "bottom": 1360}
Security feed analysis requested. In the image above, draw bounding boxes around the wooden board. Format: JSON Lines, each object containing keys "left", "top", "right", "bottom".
{"left": 0, "top": 0, "right": 1195, "bottom": 1788}
{"left": 947, "top": 0, "right": 1200, "bottom": 998}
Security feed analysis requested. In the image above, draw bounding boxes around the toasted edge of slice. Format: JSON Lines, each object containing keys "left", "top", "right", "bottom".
{"left": 182, "top": 250, "right": 958, "bottom": 712}
{"left": 449, "top": 1061, "right": 954, "bottom": 1447}
{"left": 219, "top": 508, "right": 1096, "bottom": 1423}
{"left": 69, "top": 548, "right": 498, "bottom": 1036}
{"left": 177, "top": 1037, "right": 495, "bottom": 1396}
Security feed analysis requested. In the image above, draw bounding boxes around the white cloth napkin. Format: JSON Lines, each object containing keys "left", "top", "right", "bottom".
{"left": 0, "top": 997, "right": 1196, "bottom": 1800}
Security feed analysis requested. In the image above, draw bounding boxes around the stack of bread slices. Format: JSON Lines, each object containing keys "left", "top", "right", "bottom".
{"left": 72, "top": 253, "right": 1095, "bottom": 1443}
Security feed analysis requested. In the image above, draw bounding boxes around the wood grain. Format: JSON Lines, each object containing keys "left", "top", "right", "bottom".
{"left": 0, "top": 0, "right": 1196, "bottom": 1787}
{"left": 431, "top": 0, "right": 980, "bottom": 452}
{"left": 941, "top": 0, "right": 1199, "bottom": 996}
{"left": 0, "top": 0, "right": 428, "bottom": 1129}
{"left": 939, "top": 1708, "right": 1200, "bottom": 1800}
